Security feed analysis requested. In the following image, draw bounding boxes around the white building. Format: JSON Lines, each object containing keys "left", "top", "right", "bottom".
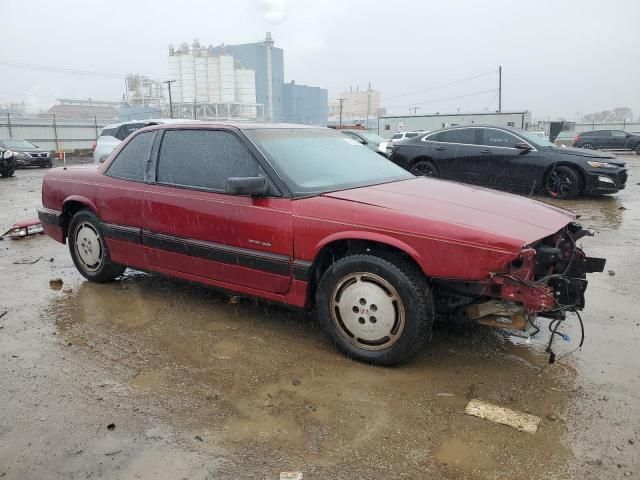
{"left": 167, "top": 41, "right": 261, "bottom": 120}
{"left": 329, "top": 86, "right": 381, "bottom": 123}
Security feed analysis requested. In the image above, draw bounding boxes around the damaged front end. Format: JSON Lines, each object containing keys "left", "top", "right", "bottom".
{"left": 434, "top": 222, "right": 606, "bottom": 330}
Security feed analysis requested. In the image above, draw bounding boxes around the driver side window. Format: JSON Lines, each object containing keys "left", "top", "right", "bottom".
{"left": 156, "top": 129, "right": 261, "bottom": 192}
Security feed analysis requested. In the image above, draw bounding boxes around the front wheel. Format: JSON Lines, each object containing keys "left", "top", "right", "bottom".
{"left": 581, "top": 143, "right": 595, "bottom": 150}
{"left": 68, "top": 210, "right": 126, "bottom": 282}
{"left": 634, "top": 143, "right": 640, "bottom": 155}
{"left": 410, "top": 160, "right": 438, "bottom": 177}
{"left": 0, "top": 168, "right": 15, "bottom": 177}
{"left": 545, "top": 165, "right": 583, "bottom": 199}
{"left": 316, "top": 254, "right": 434, "bottom": 366}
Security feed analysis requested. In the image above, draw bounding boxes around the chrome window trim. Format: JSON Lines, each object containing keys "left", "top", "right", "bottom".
{"left": 420, "top": 126, "right": 537, "bottom": 151}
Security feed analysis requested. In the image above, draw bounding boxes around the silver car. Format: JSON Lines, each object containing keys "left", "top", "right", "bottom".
{"left": 93, "top": 119, "right": 196, "bottom": 163}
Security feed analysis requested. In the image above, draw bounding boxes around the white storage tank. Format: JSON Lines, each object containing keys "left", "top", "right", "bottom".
{"left": 167, "top": 54, "right": 183, "bottom": 104}
{"left": 219, "top": 55, "right": 236, "bottom": 103}
{"left": 180, "top": 53, "right": 196, "bottom": 103}
{"left": 207, "top": 55, "right": 221, "bottom": 103}
{"left": 235, "top": 68, "right": 257, "bottom": 117}
{"left": 195, "top": 54, "right": 208, "bottom": 103}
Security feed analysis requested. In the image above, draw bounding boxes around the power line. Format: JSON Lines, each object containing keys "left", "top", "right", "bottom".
{"left": 0, "top": 59, "right": 128, "bottom": 79}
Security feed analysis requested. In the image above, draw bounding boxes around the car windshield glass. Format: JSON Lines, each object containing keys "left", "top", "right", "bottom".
{"left": 2, "top": 139, "right": 38, "bottom": 149}
{"left": 245, "top": 128, "right": 412, "bottom": 195}
{"left": 357, "top": 131, "right": 385, "bottom": 143}
{"left": 517, "top": 130, "right": 557, "bottom": 147}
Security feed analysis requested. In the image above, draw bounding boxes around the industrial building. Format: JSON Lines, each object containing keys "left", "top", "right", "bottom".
{"left": 168, "top": 40, "right": 261, "bottom": 120}
{"left": 329, "top": 86, "right": 381, "bottom": 125}
{"left": 377, "top": 111, "right": 532, "bottom": 138}
{"left": 168, "top": 32, "right": 328, "bottom": 124}
{"left": 282, "top": 81, "right": 328, "bottom": 125}
{"left": 47, "top": 98, "right": 119, "bottom": 121}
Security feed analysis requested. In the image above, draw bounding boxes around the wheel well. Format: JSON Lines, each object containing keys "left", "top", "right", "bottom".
{"left": 411, "top": 155, "right": 434, "bottom": 166}
{"left": 543, "top": 162, "right": 587, "bottom": 190}
{"left": 61, "top": 201, "right": 91, "bottom": 239}
{"left": 306, "top": 239, "right": 424, "bottom": 308}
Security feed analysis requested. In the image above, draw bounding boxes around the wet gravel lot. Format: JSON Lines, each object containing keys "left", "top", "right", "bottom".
{"left": 0, "top": 156, "right": 638, "bottom": 479}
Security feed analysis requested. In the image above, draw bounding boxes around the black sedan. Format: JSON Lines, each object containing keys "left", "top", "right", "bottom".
{"left": 573, "top": 130, "right": 640, "bottom": 154}
{"left": 0, "top": 139, "right": 52, "bottom": 168}
{"left": 389, "top": 125, "right": 628, "bottom": 199}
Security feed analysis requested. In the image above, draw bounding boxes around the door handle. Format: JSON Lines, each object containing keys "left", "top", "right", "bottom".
{"left": 435, "top": 146, "right": 446, "bottom": 151}
{"left": 480, "top": 149, "right": 491, "bottom": 154}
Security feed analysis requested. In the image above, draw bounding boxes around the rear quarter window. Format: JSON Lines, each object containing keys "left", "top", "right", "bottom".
{"left": 106, "top": 131, "right": 154, "bottom": 182}
{"left": 100, "top": 126, "right": 120, "bottom": 138}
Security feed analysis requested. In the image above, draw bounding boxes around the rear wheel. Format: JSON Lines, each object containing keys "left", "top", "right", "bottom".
{"left": 410, "top": 160, "right": 438, "bottom": 177}
{"left": 634, "top": 143, "right": 640, "bottom": 155}
{"left": 545, "top": 165, "right": 583, "bottom": 199}
{"left": 68, "top": 210, "right": 126, "bottom": 282}
{"left": 316, "top": 254, "right": 434, "bottom": 366}
{"left": 581, "top": 142, "right": 595, "bottom": 150}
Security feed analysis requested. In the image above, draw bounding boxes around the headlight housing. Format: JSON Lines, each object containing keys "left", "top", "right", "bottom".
{"left": 2, "top": 149, "right": 13, "bottom": 159}
{"left": 587, "top": 161, "right": 617, "bottom": 169}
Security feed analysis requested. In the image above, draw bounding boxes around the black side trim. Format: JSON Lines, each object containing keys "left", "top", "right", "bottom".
{"left": 103, "top": 224, "right": 142, "bottom": 244}
{"left": 143, "top": 230, "right": 291, "bottom": 276}
{"left": 292, "top": 260, "right": 312, "bottom": 281}
{"left": 37, "top": 208, "right": 62, "bottom": 226}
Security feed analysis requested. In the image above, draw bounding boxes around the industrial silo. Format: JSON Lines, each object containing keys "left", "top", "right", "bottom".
{"left": 235, "top": 68, "right": 257, "bottom": 117}
{"left": 207, "top": 55, "right": 220, "bottom": 103}
{"left": 168, "top": 51, "right": 183, "bottom": 104}
{"left": 219, "top": 55, "right": 236, "bottom": 103}
{"left": 195, "top": 53, "right": 208, "bottom": 103}
{"left": 181, "top": 49, "right": 196, "bottom": 103}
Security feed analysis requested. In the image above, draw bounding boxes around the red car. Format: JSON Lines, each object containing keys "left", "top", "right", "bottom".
{"left": 38, "top": 123, "right": 605, "bottom": 365}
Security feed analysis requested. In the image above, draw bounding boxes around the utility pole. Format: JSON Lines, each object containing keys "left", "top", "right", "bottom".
{"left": 338, "top": 98, "right": 345, "bottom": 127}
{"left": 498, "top": 65, "right": 502, "bottom": 113}
{"left": 163, "top": 80, "right": 176, "bottom": 118}
{"left": 410, "top": 107, "right": 420, "bottom": 115}
{"left": 193, "top": 98, "right": 197, "bottom": 120}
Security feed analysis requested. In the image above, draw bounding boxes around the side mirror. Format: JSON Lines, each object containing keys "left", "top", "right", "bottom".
{"left": 2, "top": 149, "right": 13, "bottom": 159}
{"left": 225, "top": 176, "right": 268, "bottom": 196}
{"left": 514, "top": 142, "right": 532, "bottom": 151}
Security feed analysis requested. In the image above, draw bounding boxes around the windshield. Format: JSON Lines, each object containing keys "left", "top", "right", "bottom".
{"left": 358, "top": 131, "right": 385, "bottom": 144}
{"left": 245, "top": 128, "right": 412, "bottom": 196}
{"left": 2, "top": 139, "right": 38, "bottom": 149}
{"left": 517, "top": 129, "right": 557, "bottom": 147}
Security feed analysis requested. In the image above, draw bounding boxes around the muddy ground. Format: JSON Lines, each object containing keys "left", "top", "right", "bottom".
{"left": 0, "top": 156, "right": 638, "bottom": 479}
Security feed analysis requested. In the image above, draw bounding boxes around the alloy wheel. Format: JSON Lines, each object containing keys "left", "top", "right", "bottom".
{"left": 330, "top": 272, "right": 405, "bottom": 351}
{"left": 546, "top": 170, "right": 574, "bottom": 197}
{"left": 74, "top": 222, "right": 104, "bottom": 272}
{"left": 411, "top": 162, "right": 436, "bottom": 177}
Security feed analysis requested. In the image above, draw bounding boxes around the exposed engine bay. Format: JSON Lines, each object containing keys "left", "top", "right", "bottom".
{"left": 432, "top": 221, "right": 606, "bottom": 362}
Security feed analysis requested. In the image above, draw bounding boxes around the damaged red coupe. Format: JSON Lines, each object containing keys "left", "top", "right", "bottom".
{"left": 38, "top": 124, "right": 605, "bottom": 365}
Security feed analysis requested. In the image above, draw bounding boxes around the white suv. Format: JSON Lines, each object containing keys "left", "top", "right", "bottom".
{"left": 93, "top": 119, "right": 195, "bottom": 163}
{"left": 390, "top": 131, "right": 424, "bottom": 143}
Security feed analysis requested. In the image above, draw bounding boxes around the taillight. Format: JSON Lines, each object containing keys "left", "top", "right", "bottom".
{"left": 575, "top": 135, "right": 581, "bottom": 142}
{"left": 91, "top": 142, "right": 97, "bottom": 151}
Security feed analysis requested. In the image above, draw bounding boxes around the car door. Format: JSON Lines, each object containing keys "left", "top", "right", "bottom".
{"left": 595, "top": 131, "right": 612, "bottom": 149}
{"left": 480, "top": 129, "right": 544, "bottom": 191}
{"left": 141, "top": 128, "right": 293, "bottom": 294}
{"left": 98, "top": 130, "right": 155, "bottom": 267}
{"left": 610, "top": 130, "right": 628, "bottom": 149}
{"left": 438, "top": 128, "right": 487, "bottom": 185}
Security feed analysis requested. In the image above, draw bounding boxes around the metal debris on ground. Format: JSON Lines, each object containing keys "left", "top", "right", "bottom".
{"left": 49, "top": 278, "right": 64, "bottom": 290}
{"left": 280, "top": 473, "right": 303, "bottom": 480}
{"left": 464, "top": 399, "right": 541, "bottom": 434}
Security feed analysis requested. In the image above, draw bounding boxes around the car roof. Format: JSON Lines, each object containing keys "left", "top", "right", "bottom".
{"left": 428, "top": 124, "right": 525, "bottom": 134}
{"left": 102, "top": 118, "right": 201, "bottom": 129}
{"left": 142, "top": 122, "right": 324, "bottom": 132}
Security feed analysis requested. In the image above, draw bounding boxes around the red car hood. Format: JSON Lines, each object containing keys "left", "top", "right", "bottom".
{"left": 320, "top": 178, "right": 575, "bottom": 251}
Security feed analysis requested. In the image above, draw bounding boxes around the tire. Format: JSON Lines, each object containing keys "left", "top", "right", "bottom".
{"left": 634, "top": 143, "right": 640, "bottom": 155}
{"left": 68, "top": 210, "right": 126, "bottom": 282}
{"left": 545, "top": 165, "right": 583, "bottom": 199}
{"left": 410, "top": 159, "right": 438, "bottom": 177}
{"left": 316, "top": 254, "right": 434, "bottom": 366}
{"left": 581, "top": 143, "right": 595, "bottom": 150}
{"left": 0, "top": 168, "right": 15, "bottom": 177}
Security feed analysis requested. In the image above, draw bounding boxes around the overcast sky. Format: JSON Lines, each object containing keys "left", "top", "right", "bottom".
{"left": 2, "top": 0, "right": 639, "bottom": 120}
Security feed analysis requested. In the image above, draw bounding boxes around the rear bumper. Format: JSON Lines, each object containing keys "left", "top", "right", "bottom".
{"left": 37, "top": 207, "right": 65, "bottom": 243}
